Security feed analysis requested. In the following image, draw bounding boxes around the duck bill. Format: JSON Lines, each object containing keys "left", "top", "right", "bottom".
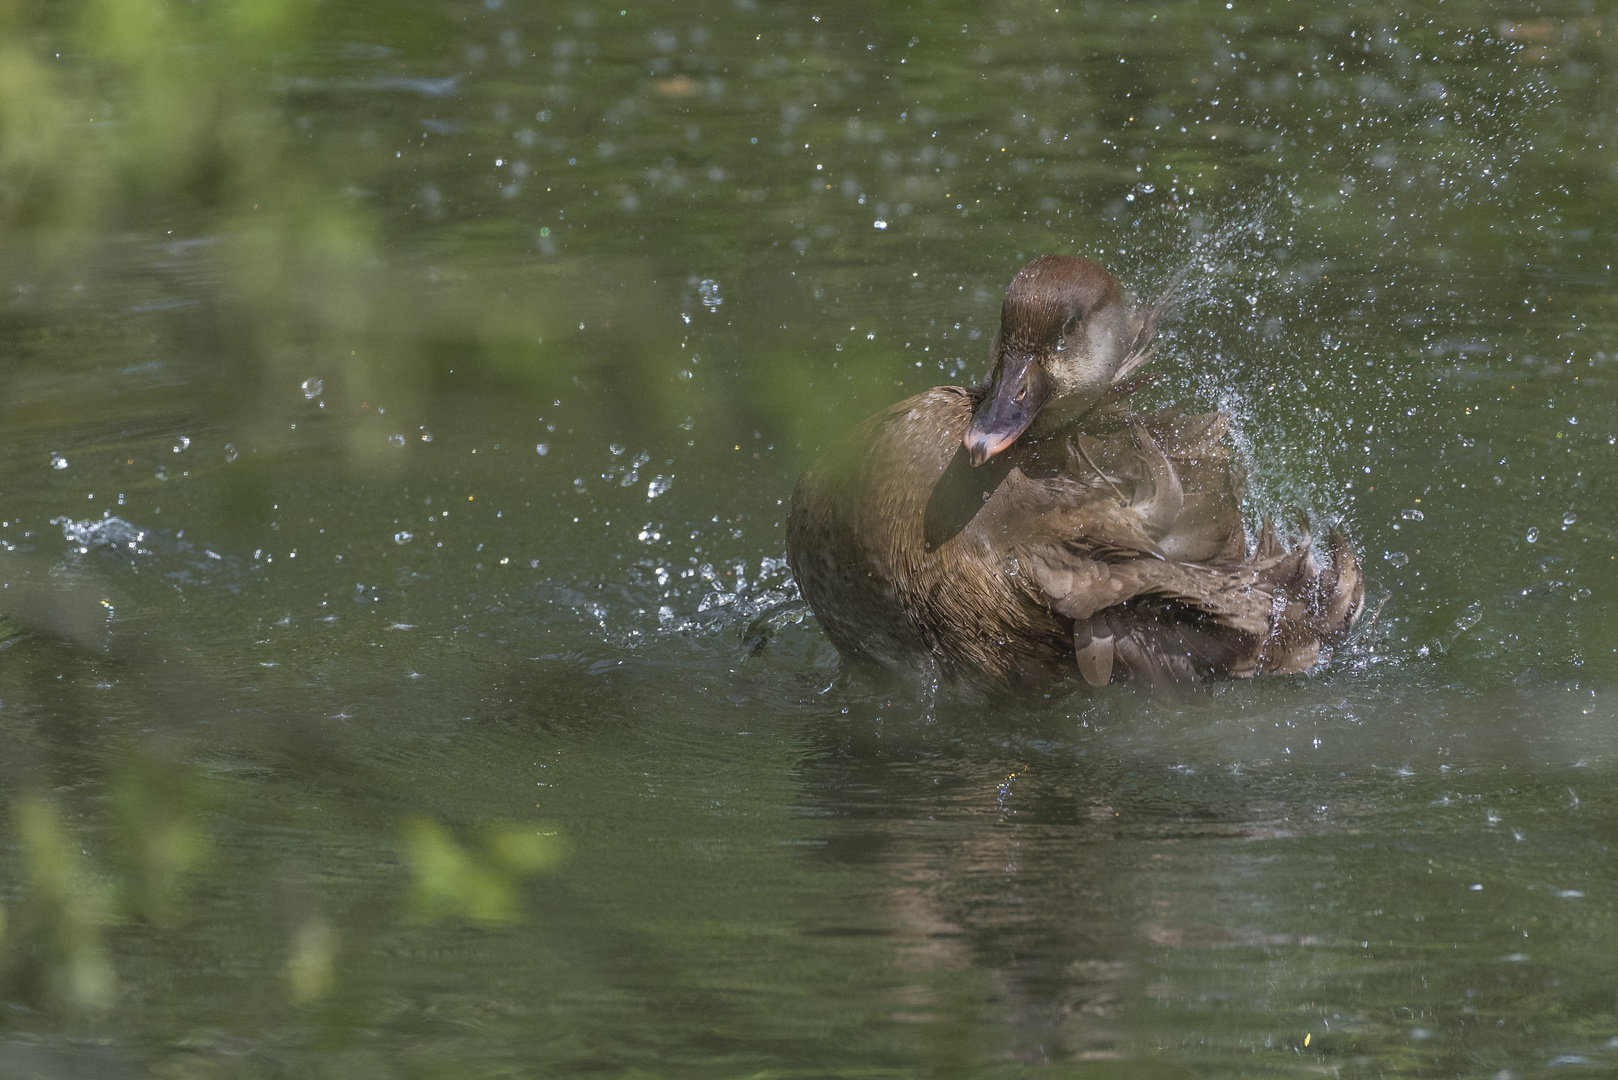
{"left": 964, "top": 351, "right": 1049, "bottom": 466}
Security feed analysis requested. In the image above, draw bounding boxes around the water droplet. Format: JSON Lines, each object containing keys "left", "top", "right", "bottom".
{"left": 1526, "top": 526, "right": 1540, "bottom": 543}
{"left": 224, "top": 443, "right": 238, "bottom": 462}
{"left": 388, "top": 434, "right": 406, "bottom": 447}
{"left": 1563, "top": 511, "right": 1577, "bottom": 525}
{"left": 698, "top": 278, "right": 723, "bottom": 308}
{"left": 1401, "top": 508, "right": 1424, "bottom": 521}
{"left": 647, "top": 475, "right": 672, "bottom": 499}
{"left": 394, "top": 531, "right": 413, "bottom": 544}
{"left": 1454, "top": 602, "right": 1483, "bottom": 631}
{"left": 301, "top": 377, "right": 324, "bottom": 399}
{"left": 873, "top": 219, "right": 889, "bottom": 230}
{"left": 1385, "top": 551, "right": 1409, "bottom": 568}
{"left": 50, "top": 453, "right": 69, "bottom": 470}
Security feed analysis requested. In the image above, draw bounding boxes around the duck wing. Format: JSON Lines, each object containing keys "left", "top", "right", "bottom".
{"left": 1062, "top": 409, "right": 1248, "bottom": 566}
{"left": 1028, "top": 518, "right": 1364, "bottom": 690}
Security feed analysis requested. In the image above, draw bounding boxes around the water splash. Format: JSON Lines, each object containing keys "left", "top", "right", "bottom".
{"left": 54, "top": 515, "right": 150, "bottom": 555}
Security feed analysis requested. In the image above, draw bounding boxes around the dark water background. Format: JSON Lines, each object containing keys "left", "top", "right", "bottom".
{"left": 3, "top": 0, "right": 1618, "bottom": 1075}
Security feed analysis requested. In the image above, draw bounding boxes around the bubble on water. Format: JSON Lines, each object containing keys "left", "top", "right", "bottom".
{"left": 609, "top": 443, "right": 625, "bottom": 456}
{"left": 647, "top": 475, "right": 672, "bottom": 499}
{"left": 1401, "top": 508, "right": 1424, "bottom": 521}
{"left": 388, "top": 433, "right": 406, "bottom": 447}
{"left": 50, "top": 453, "right": 69, "bottom": 470}
{"left": 154, "top": 465, "right": 169, "bottom": 481}
{"left": 1526, "top": 526, "right": 1540, "bottom": 543}
{"left": 1385, "top": 551, "right": 1409, "bottom": 568}
{"left": 698, "top": 278, "right": 723, "bottom": 308}
{"left": 1563, "top": 511, "right": 1577, "bottom": 525}
{"left": 394, "top": 531, "right": 413, "bottom": 544}
{"left": 536, "top": 443, "right": 549, "bottom": 456}
{"left": 873, "top": 219, "right": 889, "bottom": 230}
{"left": 224, "top": 443, "right": 238, "bottom": 462}
{"left": 173, "top": 436, "right": 191, "bottom": 453}
{"left": 1454, "top": 601, "right": 1483, "bottom": 632}
{"left": 302, "top": 377, "right": 323, "bottom": 399}
{"left": 419, "top": 429, "right": 433, "bottom": 443}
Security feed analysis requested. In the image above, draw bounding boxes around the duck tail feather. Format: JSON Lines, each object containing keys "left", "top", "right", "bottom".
{"left": 1320, "top": 528, "right": 1366, "bottom": 644}
{"left": 1249, "top": 521, "right": 1367, "bottom": 672}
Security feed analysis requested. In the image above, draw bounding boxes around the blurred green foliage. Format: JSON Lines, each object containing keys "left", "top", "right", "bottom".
{"left": 107, "top": 753, "right": 213, "bottom": 927}
{"left": 402, "top": 816, "right": 565, "bottom": 925}
{"left": 1, "top": 0, "right": 315, "bottom": 243}
{"left": 283, "top": 912, "right": 339, "bottom": 1004}
{"left": 0, "top": 795, "right": 114, "bottom": 1012}
{"left": 0, "top": 0, "right": 403, "bottom": 457}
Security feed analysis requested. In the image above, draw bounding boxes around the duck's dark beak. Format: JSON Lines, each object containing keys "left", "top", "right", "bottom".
{"left": 964, "top": 350, "right": 1049, "bottom": 466}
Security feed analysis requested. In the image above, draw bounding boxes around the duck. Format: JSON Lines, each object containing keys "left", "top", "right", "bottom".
{"left": 785, "top": 255, "right": 1365, "bottom": 695}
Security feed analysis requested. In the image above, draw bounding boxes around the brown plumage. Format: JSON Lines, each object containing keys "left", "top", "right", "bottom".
{"left": 785, "top": 255, "right": 1364, "bottom": 695}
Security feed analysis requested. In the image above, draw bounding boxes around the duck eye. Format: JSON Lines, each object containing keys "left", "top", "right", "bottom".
{"left": 1014, "top": 383, "right": 1027, "bottom": 403}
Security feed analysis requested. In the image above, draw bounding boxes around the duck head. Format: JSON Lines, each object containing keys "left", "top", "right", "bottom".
{"left": 964, "top": 255, "right": 1130, "bottom": 466}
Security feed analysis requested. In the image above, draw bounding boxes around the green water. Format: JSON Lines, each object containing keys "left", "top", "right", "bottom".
{"left": 3, "top": 0, "right": 1618, "bottom": 1075}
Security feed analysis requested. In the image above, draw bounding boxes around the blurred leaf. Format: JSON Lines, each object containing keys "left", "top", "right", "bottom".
{"left": 401, "top": 816, "right": 564, "bottom": 925}
{"left": 107, "top": 754, "right": 214, "bottom": 927}
{"left": 0, "top": 795, "right": 115, "bottom": 1012}
{"left": 284, "top": 913, "right": 338, "bottom": 1005}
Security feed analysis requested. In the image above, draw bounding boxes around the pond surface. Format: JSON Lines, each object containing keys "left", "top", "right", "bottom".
{"left": 3, "top": 0, "right": 1618, "bottom": 1076}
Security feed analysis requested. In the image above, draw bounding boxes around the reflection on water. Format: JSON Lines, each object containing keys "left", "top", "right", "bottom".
{"left": 3, "top": 0, "right": 1618, "bottom": 1075}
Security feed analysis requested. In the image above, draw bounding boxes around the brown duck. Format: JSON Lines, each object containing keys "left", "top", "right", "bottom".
{"left": 785, "top": 255, "right": 1365, "bottom": 695}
